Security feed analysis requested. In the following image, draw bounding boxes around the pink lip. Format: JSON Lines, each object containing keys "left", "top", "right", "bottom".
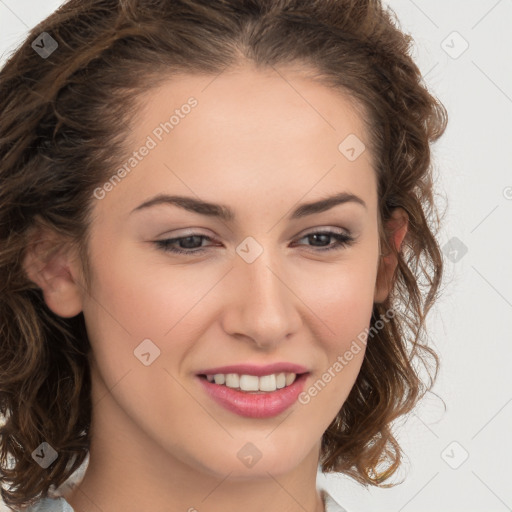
{"left": 195, "top": 362, "right": 309, "bottom": 377}
{"left": 197, "top": 373, "right": 309, "bottom": 419}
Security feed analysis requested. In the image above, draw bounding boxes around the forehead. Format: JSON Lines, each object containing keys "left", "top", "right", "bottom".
{"left": 95, "top": 63, "right": 377, "bottom": 222}
{"left": 135, "top": 63, "right": 370, "bottom": 152}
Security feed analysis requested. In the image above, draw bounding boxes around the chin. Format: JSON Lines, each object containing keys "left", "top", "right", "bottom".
{"left": 198, "top": 443, "right": 308, "bottom": 480}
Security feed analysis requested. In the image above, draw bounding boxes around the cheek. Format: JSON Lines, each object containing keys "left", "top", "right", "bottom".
{"left": 295, "top": 264, "right": 375, "bottom": 421}
{"left": 84, "top": 238, "right": 208, "bottom": 341}
{"left": 297, "top": 255, "right": 378, "bottom": 341}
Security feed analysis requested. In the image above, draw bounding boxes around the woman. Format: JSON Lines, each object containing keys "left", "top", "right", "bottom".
{"left": 0, "top": 0, "right": 447, "bottom": 510}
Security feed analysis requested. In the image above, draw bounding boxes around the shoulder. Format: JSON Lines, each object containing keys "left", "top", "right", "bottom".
{"left": 22, "top": 496, "right": 74, "bottom": 512}
{"left": 24, "top": 490, "right": 343, "bottom": 512}
{"left": 319, "top": 487, "right": 350, "bottom": 512}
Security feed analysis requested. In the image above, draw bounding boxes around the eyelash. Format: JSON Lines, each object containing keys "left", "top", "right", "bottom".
{"left": 154, "top": 230, "right": 355, "bottom": 255}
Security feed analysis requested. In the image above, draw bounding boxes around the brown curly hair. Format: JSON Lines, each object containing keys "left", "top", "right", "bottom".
{"left": 0, "top": 0, "right": 448, "bottom": 507}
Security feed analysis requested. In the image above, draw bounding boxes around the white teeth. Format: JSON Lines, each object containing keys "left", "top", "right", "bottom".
{"left": 285, "top": 373, "right": 296, "bottom": 386}
{"left": 240, "top": 374, "right": 259, "bottom": 391}
{"left": 213, "top": 374, "right": 225, "bottom": 385}
{"left": 225, "top": 373, "right": 239, "bottom": 388}
{"left": 205, "top": 372, "right": 299, "bottom": 392}
{"left": 258, "top": 374, "right": 276, "bottom": 392}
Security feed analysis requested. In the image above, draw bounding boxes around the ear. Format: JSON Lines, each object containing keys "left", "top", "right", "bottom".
{"left": 374, "top": 207, "right": 409, "bottom": 304}
{"left": 22, "top": 223, "right": 85, "bottom": 318}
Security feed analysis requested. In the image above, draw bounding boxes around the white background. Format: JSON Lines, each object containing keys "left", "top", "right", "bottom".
{"left": 1, "top": 1, "right": 511, "bottom": 511}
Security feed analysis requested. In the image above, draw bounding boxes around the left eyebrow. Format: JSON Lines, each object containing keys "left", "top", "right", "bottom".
{"left": 129, "top": 191, "right": 367, "bottom": 221}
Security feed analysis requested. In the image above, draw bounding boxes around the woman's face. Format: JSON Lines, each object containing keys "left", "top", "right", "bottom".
{"left": 78, "top": 63, "right": 382, "bottom": 480}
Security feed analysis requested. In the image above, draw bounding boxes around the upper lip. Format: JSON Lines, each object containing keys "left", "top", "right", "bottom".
{"left": 196, "top": 362, "right": 309, "bottom": 377}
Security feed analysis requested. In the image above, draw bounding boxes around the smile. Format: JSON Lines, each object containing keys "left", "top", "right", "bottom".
{"left": 202, "top": 372, "right": 298, "bottom": 392}
{"left": 197, "top": 372, "right": 309, "bottom": 418}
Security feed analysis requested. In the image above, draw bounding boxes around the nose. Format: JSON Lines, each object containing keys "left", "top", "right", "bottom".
{"left": 221, "top": 247, "right": 302, "bottom": 351}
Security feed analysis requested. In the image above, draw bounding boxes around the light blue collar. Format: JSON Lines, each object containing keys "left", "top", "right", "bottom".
{"left": 26, "top": 485, "right": 348, "bottom": 512}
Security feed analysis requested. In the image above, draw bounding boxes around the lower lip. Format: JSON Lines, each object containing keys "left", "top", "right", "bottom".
{"left": 197, "top": 373, "right": 309, "bottom": 419}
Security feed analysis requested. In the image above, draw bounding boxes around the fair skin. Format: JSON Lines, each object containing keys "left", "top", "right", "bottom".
{"left": 24, "top": 63, "right": 407, "bottom": 512}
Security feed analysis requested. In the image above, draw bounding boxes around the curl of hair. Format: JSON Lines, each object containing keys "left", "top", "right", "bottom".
{"left": 0, "top": 0, "right": 448, "bottom": 507}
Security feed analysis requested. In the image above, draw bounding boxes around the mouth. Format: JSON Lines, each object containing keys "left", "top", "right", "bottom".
{"left": 196, "top": 370, "right": 310, "bottom": 419}
{"left": 197, "top": 371, "right": 307, "bottom": 393}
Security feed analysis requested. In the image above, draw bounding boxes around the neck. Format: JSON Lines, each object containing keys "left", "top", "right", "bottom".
{"left": 66, "top": 362, "right": 325, "bottom": 512}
